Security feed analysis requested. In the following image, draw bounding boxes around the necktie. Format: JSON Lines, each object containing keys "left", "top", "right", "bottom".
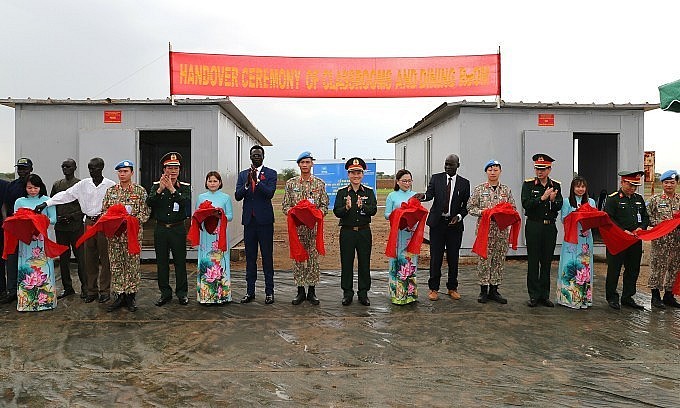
{"left": 446, "top": 176, "right": 452, "bottom": 214}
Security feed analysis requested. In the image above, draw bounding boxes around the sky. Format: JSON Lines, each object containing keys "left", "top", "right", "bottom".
{"left": 2, "top": 0, "right": 680, "bottom": 176}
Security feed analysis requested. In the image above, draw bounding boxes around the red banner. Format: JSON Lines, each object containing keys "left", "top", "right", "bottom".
{"left": 170, "top": 52, "right": 500, "bottom": 98}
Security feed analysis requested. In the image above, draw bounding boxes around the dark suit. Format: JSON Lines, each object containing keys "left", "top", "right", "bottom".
{"left": 235, "top": 166, "right": 278, "bottom": 296}
{"left": 422, "top": 172, "right": 470, "bottom": 291}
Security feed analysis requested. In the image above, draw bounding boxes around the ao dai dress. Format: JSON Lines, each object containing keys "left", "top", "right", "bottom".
{"left": 196, "top": 190, "right": 233, "bottom": 304}
{"left": 384, "top": 189, "right": 418, "bottom": 305}
{"left": 14, "top": 195, "right": 57, "bottom": 312}
{"left": 556, "top": 197, "right": 596, "bottom": 308}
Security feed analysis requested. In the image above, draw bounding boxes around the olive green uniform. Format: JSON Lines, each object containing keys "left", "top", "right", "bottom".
{"left": 333, "top": 184, "right": 377, "bottom": 299}
{"left": 146, "top": 181, "right": 191, "bottom": 298}
{"left": 521, "top": 177, "right": 563, "bottom": 301}
{"left": 604, "top": 190, "right": 649, "bottom": 303}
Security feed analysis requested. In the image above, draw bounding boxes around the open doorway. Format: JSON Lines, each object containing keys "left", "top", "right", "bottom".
{"left": 573, "top": 133, "right": 618, "bottom": 207}
{"left": 139, "top": 130, "right": 192, "bottom": 248}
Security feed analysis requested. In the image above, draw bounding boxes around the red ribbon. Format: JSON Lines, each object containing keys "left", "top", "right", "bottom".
{"left": 385, "top": 197, "right": 428, "bottom": 259}
{"left": 75, "top": 204, "right": 141, "bottom": 255}
{"left": 286, "top": 200, "right": 325, "bottom": 262}
{"left": 471, "top": 202, "right": 521, "bottom": 259}
{"left": 2, "top": 208, "right": 69, "bottom": 259}
{"left": 188, "top": 200, "right": 228, "bottom": 250}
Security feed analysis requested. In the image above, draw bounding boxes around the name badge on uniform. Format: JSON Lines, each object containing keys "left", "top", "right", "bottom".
{"left": 125, "top": 205, "right": 132, "bottom": 214}
{"left": 173, "top": 202, "right": 180, "bottom": 212}
{"left": 308, "top": 198, "right": 315, "bottom": 204}
{"left": 637, "top": 212, "right": 642, "bottom": 223}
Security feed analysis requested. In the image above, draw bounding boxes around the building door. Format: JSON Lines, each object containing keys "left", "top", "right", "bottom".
{"left": 574, "top": 133, "right": 618, "bottom": 208}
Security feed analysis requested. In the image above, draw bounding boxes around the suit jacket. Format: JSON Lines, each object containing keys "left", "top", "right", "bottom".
{"left": 422, "top": 172, "right": 470, "bottom": 230}
{"left": 234, "top": 166, "right": 277, "bottom": 226}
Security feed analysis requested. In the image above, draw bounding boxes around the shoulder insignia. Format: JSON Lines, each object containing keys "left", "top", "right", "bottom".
{"left": 608, "top": 191, "right": 618, "bottom": 197}
{"left": 524, "top": 178, "right": 534, "bottom": 182}
{"left": 152, "top": 181, "right": 160, "bottom": 185}
{"left": 551, "top": 179, "right": 561, "bottom": 184}
{"left": 179, "top": 182, "right": 190, "bottom": 186}
{"left": 363, "top": 185, "right": 373, "bottom": 190}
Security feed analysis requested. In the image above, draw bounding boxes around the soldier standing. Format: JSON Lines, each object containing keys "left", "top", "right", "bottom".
{"left": 646, "top": 170, "right": 680, "bottom": 309}
{"left": 103, "top": 160, "right": 151, "bottom": 312}
{"left": 521, "top": 154, "right": 562, "bottom": 307}
{"left": 467, "top": 160, "right": 516, "bottom": 304}
{"left": 147, "top": 152, "right": 191, "bottom": 306}
{"left": 333, "top": 157, "right": 377, "bottom": 306}
{"left": 604, "top": 170, "right": 649, "bottom": 310}
{"left": 282, "top": 151, "right": 329, "bottom": 305}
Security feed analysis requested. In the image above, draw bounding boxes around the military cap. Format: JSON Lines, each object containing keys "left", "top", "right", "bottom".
{"left": 345, "top": 157, "right": 366, "bottom": 171}
{"left": 161, "top": 152, "right": 182, "bottom": 167}
{"left": 15, "top": 157, "right": 33, "bottom": 168}
{"left": 618, "top": 170, "right": 644, "bottom": 186}
{"left": 532, "top": 153, "right": 554, "bottom": 169}
{"left": 297, "top": 151, "right": 314, "bottom": 163}
{"left": 660, "top": 169, "right": 678, "bottom": 182}
{"left": 114, "top": 160, "right": 134, "bottom": 170}
{"left": 484, "top": 159, "right": 501, "bottom": 172}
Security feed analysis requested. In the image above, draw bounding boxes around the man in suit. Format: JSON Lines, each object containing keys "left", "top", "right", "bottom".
{"left": 235, "top": 145, "right": 278, "bottom": 305}
{"left": 415, "top": 154, "right": 470, "bottom": 301}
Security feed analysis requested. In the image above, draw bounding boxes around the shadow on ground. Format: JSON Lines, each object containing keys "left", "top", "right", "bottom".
{"left": 1, "top": 261, "right": 678, "bottom": 407}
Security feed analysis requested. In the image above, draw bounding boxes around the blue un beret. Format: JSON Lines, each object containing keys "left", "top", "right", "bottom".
{"left": 296, "top": 151, "right": 314, "bottom": 163}
{"left": 115, "top": 160, "right": 134, "bottom": 170}
{"left": 484, "top": 159, "right": 501, "bottom": 172}
{"left": 660, "top": 170, "right": 678, "bottom": 182}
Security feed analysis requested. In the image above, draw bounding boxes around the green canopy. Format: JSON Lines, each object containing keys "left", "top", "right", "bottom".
{"left": 659, "top": 79, "right": 680, "bottom": 112}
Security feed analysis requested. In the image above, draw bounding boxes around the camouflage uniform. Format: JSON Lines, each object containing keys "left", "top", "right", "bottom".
{"left": 467, "top": 182, "right": 516, "bottom": 285}
{"left": 282, "top": 175, "right": 329, "bottom": 286}
{"left": 646, "top": 192, "right": 680, "bottom": 290}
{"left": 102, "top": 184, "right": 151, "bottom": 294}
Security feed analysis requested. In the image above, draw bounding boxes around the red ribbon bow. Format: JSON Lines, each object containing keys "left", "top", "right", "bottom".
{"left": 385, "top": 197, "right": 428, "bottom": 258}
{"left": 75, "top": 204, "right": 141, "bottom": 254}
{"left": 188, "top": 200, "right": 228, "bottom": 250}
{"left": 2, "top": 208, "right": 69, "bottom": 259}
{"left": 471, "top": 202, "right": 521, "bottom": 259}
{"left": 286, "top": 200, "right": 325, "bottom": 262}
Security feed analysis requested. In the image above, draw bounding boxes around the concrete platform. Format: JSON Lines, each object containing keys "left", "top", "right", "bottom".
{"left": 0, "top": 261, "right": 678, "bottom": 407}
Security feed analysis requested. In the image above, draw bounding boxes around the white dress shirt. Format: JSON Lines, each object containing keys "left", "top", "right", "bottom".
{"left": 47, "top": 177, "right": 116, "bottom": 216}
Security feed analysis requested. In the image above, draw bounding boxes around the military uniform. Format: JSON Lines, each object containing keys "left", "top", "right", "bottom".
{"left": 333, "top": 158, "right": 377, "bottom": 304}
{"left": 146, "top": 152, "right": 191, "bottom": 303}
{"left": 604, "top": 171, "right": 649, "bottom": 309}
{"left": 646, "top": 169, "right": 680, "bottom": 308}
{"left": 521, "top": 154, "right": 562, "bottom": 305}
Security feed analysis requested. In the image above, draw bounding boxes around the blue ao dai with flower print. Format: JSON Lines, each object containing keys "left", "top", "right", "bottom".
{"left": 384, "top": 189, "right": 418, "bottom": 305}
{"left": 556, "top": 197, "right": 595, "bottom": 309}
{"left": 196, "top": 190, "right": 234, "bottom": 304}
{"left": 13, "top": 195, "right": 57, "bottom": 312}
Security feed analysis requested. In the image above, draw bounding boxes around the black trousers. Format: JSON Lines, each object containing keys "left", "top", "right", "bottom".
{"left": 339, "top": 227, "right": 372, "bottom": 298}
{"left": 244, "top": 222, "right": 275, "bottom": 296}
{"left": 525, "top": 219, "right": 557, "bottom": 300}
{"left": 55, "top": 226, "right": 87, "bottom": 293}
{"left": 606, "top": 241, "right": 642, "bottom": 302}
{"left": 428, "top": 220, "right": 463, "bottom": 291}
{"left": 154, "top": 223, "right": 188, "bottom": 299}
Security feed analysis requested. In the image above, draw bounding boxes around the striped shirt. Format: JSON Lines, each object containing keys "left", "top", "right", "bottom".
{"left": 46, "top": 177, "right": 116, "bottom": 217}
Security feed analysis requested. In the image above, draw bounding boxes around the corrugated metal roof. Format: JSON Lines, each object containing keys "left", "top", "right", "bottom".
{"left": 0, "top": 97, "right": 271, "bottom": 146}
{"left": 386, "top": 100, "right": 659, "bottom": 143}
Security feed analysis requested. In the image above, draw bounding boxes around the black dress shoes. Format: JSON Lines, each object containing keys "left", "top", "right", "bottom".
{"left": 540, "top": 298, "right": 555, "bottom": 307}
{"left": 608, "top": 300, "right": 621, "bottom": 310}
{"left": 240, "top": 294, "right": 255, "bottom": 304}
{"left": 358, "top": 296, "right": 370, "bottom": 306}
{"left": 621, "top": 298, "right": 644, "bottom": 310}
{"left": 342, "top": 296, "right": 353, "bottom": 306}
{"left": 155, "top": 296, "right": 172, "bottom": 307}
{"left": 265, "top": 294, "right": 275, "bottom": 304}
{"left": 527, "top": 298, "right": 538, "bottom": 307}
{"left": 80, "top": 292, "right": 88, "bottom": 299}
{"left": 57, "top": 289, "right": 76, "bottom": 299}
{"left": 84, "top": 295, "right": 98, "bottom": 303}
{"left": 178, "top": 296, "right": 189, "bottom": 305}
{"left": 98, "top": 294, "right": 111, "bottom": 303}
